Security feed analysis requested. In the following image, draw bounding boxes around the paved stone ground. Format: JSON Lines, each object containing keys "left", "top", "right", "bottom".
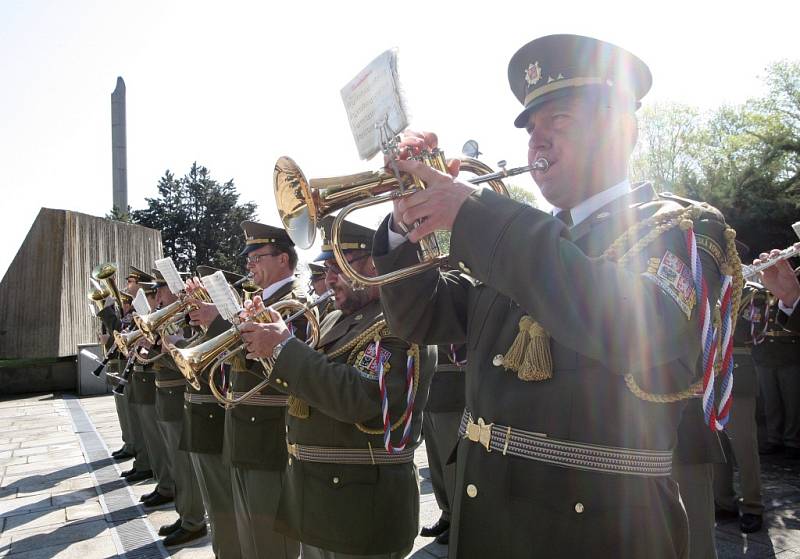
{"left": 0, "top": 392, "right": 797, "bottom": 558}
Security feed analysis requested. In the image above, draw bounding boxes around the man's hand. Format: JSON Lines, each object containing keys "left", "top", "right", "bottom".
{"left": 392, "top": 159, "right": 474, "bottom": 243}
{"left": 188, "top": 300, "right": 219, "bottom": 328}
{"left": 388, "top": 131, "right": 464, "bottom": 238}
{"left": 239, "top": 308, "right": 291, "bottom": 360}
{"left": 756, "top": 245, "right": 800, "bottom": 307}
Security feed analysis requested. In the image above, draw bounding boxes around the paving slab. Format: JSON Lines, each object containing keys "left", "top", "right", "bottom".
{"left": 0, "top": 391, "right": 798, "bottom": 558}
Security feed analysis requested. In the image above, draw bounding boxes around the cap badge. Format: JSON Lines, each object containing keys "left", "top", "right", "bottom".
{"left": 525, "top": 62, "right": 542, "bottom": 86}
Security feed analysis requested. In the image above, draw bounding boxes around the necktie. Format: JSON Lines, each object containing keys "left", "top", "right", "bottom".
{"left": 555, "top": 209, "right": 573, "bottom": 227}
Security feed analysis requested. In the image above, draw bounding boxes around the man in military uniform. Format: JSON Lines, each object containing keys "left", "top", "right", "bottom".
{"left": 151, "top": 270, "right": 208, "bottom": 546}
{"left": 419, "top": 343, "right": 466, "bottom": 546}
{"left": 714, "top": 281, "right": 765, "bottom": 533}
{"left": 308, "top": 262, "right": 334, "bottom": 319}
{"left": 95, "top": 286, "right": 136, "bottom": 462}
{"left": 211, "top": 221, "right": 305, "bottom": 559}
{"left": 372, "top": 35, "right": 733, "bottom": 558}
{"left": 748, "top": 252, "right": 800, "bottom": 459}
{"left": 238, "top": 217, "right": 436, "bottom": 559}
{"left": 181, "top": 266, "right": 245, "bottom": 559}
{"left": 128, "top": 281, "right": 176, "bottom": 506}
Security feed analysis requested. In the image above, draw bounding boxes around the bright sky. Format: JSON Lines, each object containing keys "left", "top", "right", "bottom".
{"left": 1, "top": 0, "right": 798, "bottom": 279}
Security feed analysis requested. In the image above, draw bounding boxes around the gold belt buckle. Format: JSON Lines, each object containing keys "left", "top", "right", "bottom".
{"left": 287, "top": 442, "right": 298, "bottom": 458}
{"left": 465, "top": 417, "right": 493, "bottom": 452}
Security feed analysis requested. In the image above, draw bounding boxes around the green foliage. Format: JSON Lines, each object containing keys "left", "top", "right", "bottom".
{"left": 131, "top": 163, "right": 257, "bottom": 272}
{"left": 632, "top": 61, "right": 800, "bottom": 257}
{"left": 105, "top": 205, "right": 132, "bottom": 222}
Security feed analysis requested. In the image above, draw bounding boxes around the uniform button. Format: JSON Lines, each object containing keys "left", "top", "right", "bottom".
{"left": 209, "top": 413, "right": 214, "bottom": 419}
{"left": 492, "top": 354, "right": 504, "bottom": 367}
{"left": 288, "top": 457, "right": 293, "bottom": 466}
{"left": 466, "top": 484, "right": 478, "bottom": 498}
{"left": 332, "top": 477, "right": 340, "bottom": 484}
{"left": 282, "top": 381, "right": 289, "bottom": 388}
{"left": 458, "top": 261, "right": 472, "bottom": 274}
{"left": 575, "top": 502, "right": 584, "bottom": 514}
{"left": 250, "top": 417, "right": 256, "bottom": 422}
{"left": 275, "top": 378, "right": 282, "bottom": 384}
{"left": 734, "top": 363, "right": 739, "bottom": 368}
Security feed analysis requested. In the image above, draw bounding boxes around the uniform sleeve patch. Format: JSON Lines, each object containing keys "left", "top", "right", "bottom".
{"left": 695, "top": 234, "right": 724, "bottom": 272}
{"left": 643, "top": 250, "right": 696, "bottom": 319}
{"left": 354, "top": 342, "right": 392, "bottom": 381}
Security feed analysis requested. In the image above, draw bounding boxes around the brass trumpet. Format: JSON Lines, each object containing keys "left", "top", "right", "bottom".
{"left": 92, "top": 262, "right": 124, "bottom": 312}
{"left": 170, "top": 290, "right": 331, "bottom": 401}
{"left": 113, "top": 328, "right": 146, "bottom": 357}
{"left": 274, "top": 150, "right": 544, "bottom": 288}
{"left": 134, "top": 287, "right": 212, "bottom": 344}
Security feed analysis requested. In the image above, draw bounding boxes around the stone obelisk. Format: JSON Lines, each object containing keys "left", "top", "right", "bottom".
{"left": 111, "top": 77, "right": 128, "bottom": 214}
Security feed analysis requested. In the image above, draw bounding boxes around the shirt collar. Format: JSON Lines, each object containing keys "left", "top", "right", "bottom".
{"left": 261, "top": 275, "right": 295, "bottom": 301}
{"left": 553, "top": 178, "right": 632, "bottom": 227}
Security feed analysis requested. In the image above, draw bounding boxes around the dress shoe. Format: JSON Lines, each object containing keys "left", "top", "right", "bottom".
{"left": 740, "top": 513, "right": 763, "bottom": 533}
{"left": 112, "top": 451, "right": 135, "bottom": 461}
{"left": 143, "top": 492, "right": 174, "bottom": 508}
{"left": 158, "top": 518, "right": 182, "bottom": 537}
{"left": 420, "top": 517, "right": 450, "bottom": 537}
{"left": 436, "top": 529, "right": 450, "bottom": 545}
{"left": 124, "top": 469, "right": 153, "bottom": 483}
{"left": 140, "top": 490, "right": 158, "bottom": 502}
{"left": 163, "top": 525, "right": 208, "bottom": 547}
{"left": 120, "top": 468, "right": 136, "bottom": 478}
{"left": 715, "top": 507, "right": 739, "bottom": 521}
{"left": 759, "top": 443, "right": 784, "bottom": 455}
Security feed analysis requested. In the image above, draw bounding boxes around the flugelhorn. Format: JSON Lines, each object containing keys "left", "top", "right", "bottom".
{"left": 134, "top": 287, "right": 212, "bottom": 344}
{"left": 92, "top": 262, "right": 124, "bottom": 312}
{"left": 170, "top": 290, "right": 330, "bottom": 398}
{"left": 113, "top": 328, "right": 145, "bottom": 357}
{"left": 274, "top": 150, "right": 547, "bottom": 288}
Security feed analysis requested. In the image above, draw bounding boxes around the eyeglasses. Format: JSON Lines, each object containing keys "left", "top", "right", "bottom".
{"left": 246, "top": 252, "right": 279, "bottom": 264}
{"left": 324, "top": 254, "right": 370, "bottom": 276}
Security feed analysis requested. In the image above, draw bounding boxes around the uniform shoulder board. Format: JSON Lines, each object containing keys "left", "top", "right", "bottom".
{"left": 658, "top": 192, "right": 729, "bottom": 274}
{"left": 657, "top": 192, "right": 726, "bottom": 223}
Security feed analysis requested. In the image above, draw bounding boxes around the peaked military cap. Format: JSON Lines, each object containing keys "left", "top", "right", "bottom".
{"left": 119, "top": 290, "right": 134, "bottom": 304}
{"left": 196, "top": 265, "right": 244, "bottom": 286}
{"left": 315, "top": 216, "right": 375, "bottom": 262}
{"left": 308, "top": 262, "right": 326, "bottom": 279}
{"left": 508, "top": 34, "right": 652, "bottom": 128}
{"left": 239, "top": 220, "right": 294, "bottom": 256}
{"left": 140, "top": 283, "right": 158, "bottom": 296}
{"left": 127, "top": 265, "right": 154, "bottom": 283}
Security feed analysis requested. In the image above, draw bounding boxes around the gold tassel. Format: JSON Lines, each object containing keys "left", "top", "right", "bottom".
{"left": 502, "top": 315, "right": 553, "bottom": 382}
{"left": 518, "top": 321, "right": 552, "bottom": 381}
{"left": 502, "top": 316, "right": 533, "bottom": 372}
{"left": 287, "top": 396, "right": 309, "bottom": 419}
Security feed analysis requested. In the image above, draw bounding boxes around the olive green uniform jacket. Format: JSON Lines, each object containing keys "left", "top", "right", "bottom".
{"left": 373, "top": 185, "right": 727, "bottom": 559}
{"left": 267, "top": 299, "right": 436, "bottom": 555}
{"left": 222, "top": 278, "right": 309, "bottom": 471}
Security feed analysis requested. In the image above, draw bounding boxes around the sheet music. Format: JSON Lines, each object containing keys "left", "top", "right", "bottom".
{"left": 341, "top": 49, "right": 408, "bottom": 160}
{"left": 155, "top": 257, "right": 185, "bottom": 295}
{"left": 202, "top": 271, "right": 240, "bottom": 323}
{"left": 132, "top": 289, "right": 151, "bottom": 315}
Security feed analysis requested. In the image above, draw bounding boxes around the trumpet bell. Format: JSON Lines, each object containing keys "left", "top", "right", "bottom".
{"left": 274, "top": 156, "right": 317, "bottom": 250}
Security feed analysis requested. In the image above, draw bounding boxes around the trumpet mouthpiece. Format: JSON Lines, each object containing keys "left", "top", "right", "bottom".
{"left": 532, "top": 158, "right": 550, "bottom": 171}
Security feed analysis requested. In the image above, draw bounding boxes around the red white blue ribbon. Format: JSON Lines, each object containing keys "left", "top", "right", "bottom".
{"left": 685, "top": 228, "right": 733, "bottom": 431}
{"left": 376, "top": 340, "right": 416, "bottom": 453}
